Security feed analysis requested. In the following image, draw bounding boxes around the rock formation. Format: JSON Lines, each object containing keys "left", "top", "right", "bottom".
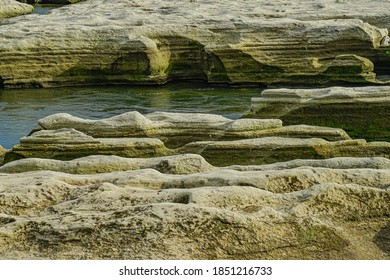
{"left": 6, "top": 111, "right": 390, "bottom": 165}
{"left": 16, "top": 0, "right": 83, "bottom": 4}
{"left": 1, "top": 0, "right": 390, "bottom": 261}
{"left": 0, "top": 0, "right": 33, "bottom": 20}
{"left": 0, "top": 0, "right": 389, "bottom": 88}
{"left": 246, "top": 85, "right": 390, "bottom": 142}
{"left": 1, "top": 110, "right": 390, "bottom": 259}
{"left": 0, "top": 155, "right": 389, "bottom": 259}
{"left": 0, "top": 145, "right": 6, "bottom": 164}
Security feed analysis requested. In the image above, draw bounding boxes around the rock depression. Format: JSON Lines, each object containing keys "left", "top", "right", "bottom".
{"left": 0, "top": 0, "right": 389, "bottom": 88}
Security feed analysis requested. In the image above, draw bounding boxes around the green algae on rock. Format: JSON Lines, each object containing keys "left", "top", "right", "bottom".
{"left": 0, "top": 0, "right": 33, "bottom": 20}
{"left": 0, "top": 0, "right": 389, "bottom": 88}
{"left": 246, "top": 86, "right": 390, "bottom": 142}
{"left": 4, "top": 111, "right": 390, "bottom": 165}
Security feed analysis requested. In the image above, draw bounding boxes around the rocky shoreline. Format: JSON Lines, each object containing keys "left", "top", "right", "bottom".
{"left": 0, "top": 0, "right": 389, "bottom": 260}
{"left": 0, "top": 111, "right": 389, "bottom": 259}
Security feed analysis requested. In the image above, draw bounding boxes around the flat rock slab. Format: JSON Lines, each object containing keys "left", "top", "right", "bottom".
{"left": 0, "top": 0, "right": 389, "bottom": 88}
{"left": 247, "top": 86, "right": 390, "bottom": 142}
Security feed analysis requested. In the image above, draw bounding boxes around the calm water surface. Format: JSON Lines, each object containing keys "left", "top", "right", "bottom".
{"left": 0, "top": 84, "right": 261, "bottom": 149}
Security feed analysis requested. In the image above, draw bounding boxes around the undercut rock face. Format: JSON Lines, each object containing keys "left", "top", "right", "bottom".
{"left": 0, "top": 0, "right": 389, "bottom": 88}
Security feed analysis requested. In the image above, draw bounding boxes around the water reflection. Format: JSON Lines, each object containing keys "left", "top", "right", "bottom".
{"left": 0, "top": 83, "right": 261, "bottom": 149}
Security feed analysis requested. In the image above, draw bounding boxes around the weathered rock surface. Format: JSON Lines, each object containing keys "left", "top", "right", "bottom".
{"left": 0, "top": 0, "right": 33, "bottom": 20}
{"left": 179, "top": 137, "right": 390, "bottom": 166}
{"left": 228, "top": 156, "right": 390, "bottom": 171}
{"left": 37, "top": 111, "right": 350, "bottom": 146}
{"left": 16, "top": 0, "right": 82, "bottom": 4}
{"left": 5, "top": 128, "right": 172, "bottom": 162}
{"left": 0, "top": 145, "right": 6, "bottom": 164}
{"left": 1, "top": 110, "right": 390, "bottom": 259}
{"left": 5, "top": 111, "right": 390, "bottom": 165}
{"left": 0, "top": 154, "right": 215, "bottom": 174}
{"left": 0, "top": 157, "right": 389, "bottom": 259}
{"left": 0, "top": 0, "right": 389, "bottom": 88}
{"left": 246, "top": 86, "right": 390, "bottom": 142}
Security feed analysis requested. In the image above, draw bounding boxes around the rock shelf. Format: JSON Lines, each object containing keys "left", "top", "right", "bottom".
{"left": 5, "top": 111, "right": 390, "bottom": 165}
{"left": 0, "top": 0, "right": 390, "bottom": 88}
{"left": 246, "top": 85, "right": 390, "bottom": 141}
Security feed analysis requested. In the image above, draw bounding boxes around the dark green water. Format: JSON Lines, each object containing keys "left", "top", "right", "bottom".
{"left": 0, "top": 83, "right": 261, "bottom": 149}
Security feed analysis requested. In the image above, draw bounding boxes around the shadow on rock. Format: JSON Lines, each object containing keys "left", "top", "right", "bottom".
{"left": 373, "top": 220, "right": 390, "bottom": 256}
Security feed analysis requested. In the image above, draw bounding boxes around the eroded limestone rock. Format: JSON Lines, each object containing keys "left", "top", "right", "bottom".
{"left": 37, "top": 111, "right": 349, "bottom": 146}
{"left": 179, "top": 137, "right": 390, "bottom": 166}
{"left": 0, "top": 0, "right": 33, "bottom": 20}
{"left": 0, "top": 154, "right": 215, "bottom": 174}
{"left": 0, "top": 163, "right": 389, "bottom": 259}
{"left": 6, "top": 111, "right": 389, "bottom": 165}
{"left": 17, "top": 0, "right": 83, "bottom": 4}
{"left": 0, "top": 145, "right": 7, "bottom": 165}
{"left": 0, "top": 0, "right": 389, "bottom": 88}
{"left": 5, "top": 128, "right": 172, "bottom": 161}
{"left": 246, "top": 86, "right": 390, "bottom": 141}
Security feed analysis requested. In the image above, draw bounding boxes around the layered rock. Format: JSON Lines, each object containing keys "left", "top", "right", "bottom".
{"left": 0, "top": 156, "right": 389, "bottom": 259}
{"left": 179, "top": 137, "right": 390, "bottom": 166}
{"left": 37, "top": 111, "right": 350, "bottom": 146}
{"left": 7, "top": 111, "right": 389, "bottom": 165}
{"left": 0, "top": 154, "right": 215, "bottom": 174}
{"left": 0, "top": 0, "right": 389, "bottom": 88}
{"left": 5, "top": 128, "right": 172, "bottom": 162}
{"left": 17, "top": 0, "right": 83, "bottom": 4}
{"left": 0, "top": 0, "right": 33, "bottom": 20}
{"left": 246, "top": 86, "right": 390, "bottom": 141}
{"left": 0, "top": 145, "right": 6, "bottom": 164}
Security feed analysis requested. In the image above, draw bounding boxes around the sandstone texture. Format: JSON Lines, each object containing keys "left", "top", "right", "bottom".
{"left": 6, "top": 111, "right": 390, "bottom": 165}
{"left": 16, "top": 1, "right": 83, "bottom": 4}
{"left": 0, "top": 0, "right": 33, "bottom": 20}
{"left": 246, "top": 85, "right": 390, "bottom": 142}
{"left": 1, "top": 110, "right": 390, "bottom": 259}
{"left": 0, "top": 156, "right": 389, "bottom": 259}
{"left": 0, "top": 0, "right": 389, "bottom": 88}
{"left": 0, "top": 145, "right": 6, "bottom": 164}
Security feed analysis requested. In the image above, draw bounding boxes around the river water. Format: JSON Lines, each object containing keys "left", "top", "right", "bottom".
{"left": 0, "top": 83, "right": 261, "bottom": 149}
